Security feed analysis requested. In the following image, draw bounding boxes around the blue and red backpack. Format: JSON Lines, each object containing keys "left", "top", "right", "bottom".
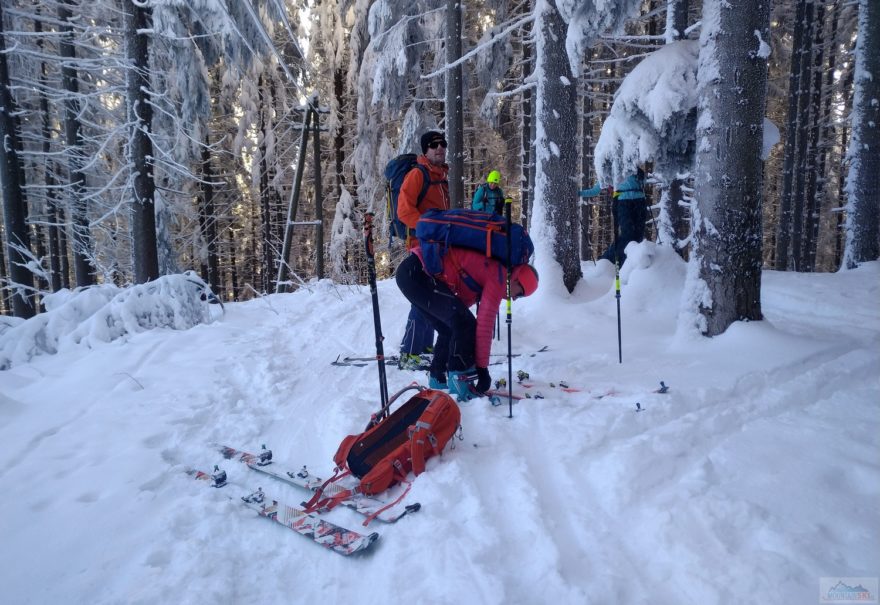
{"left": 415, "top": 208, "right": 535, "bottom": 276}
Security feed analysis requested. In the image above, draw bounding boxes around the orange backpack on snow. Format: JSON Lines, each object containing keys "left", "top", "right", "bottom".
{"left": 303, "top": 388, "right": 460, "bottom": 518}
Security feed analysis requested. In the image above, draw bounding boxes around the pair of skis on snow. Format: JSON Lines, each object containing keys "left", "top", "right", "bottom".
{"left": 188, "top": 445, "right": 419, "bottom": 556}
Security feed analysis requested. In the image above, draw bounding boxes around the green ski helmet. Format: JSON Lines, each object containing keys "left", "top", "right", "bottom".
{"left": 487, "top": 170, "right": 501, "bottom": 184}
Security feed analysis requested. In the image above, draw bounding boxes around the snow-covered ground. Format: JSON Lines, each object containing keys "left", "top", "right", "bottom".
{"left": 1, "top": 243, "right": 878, "bottom": 605}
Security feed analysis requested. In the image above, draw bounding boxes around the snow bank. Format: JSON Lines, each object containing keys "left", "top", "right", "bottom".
{"left": 0, "top": 272, "right": 217, "bottom": 370}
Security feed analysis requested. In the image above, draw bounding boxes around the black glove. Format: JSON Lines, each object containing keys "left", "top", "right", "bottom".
{"left": 475, "top": 367, "right": 491, "bottom": 394}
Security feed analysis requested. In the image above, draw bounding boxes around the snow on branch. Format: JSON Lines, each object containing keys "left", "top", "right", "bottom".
{"left": 593, "top": 40, "right": 700, "bottom": 184}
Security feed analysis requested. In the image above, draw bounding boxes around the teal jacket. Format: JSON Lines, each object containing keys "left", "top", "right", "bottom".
{"left": 471, "top": 183, "right": 506, "bottom": 214}
{"left": 580, "top": 173, "right": 645, "bottom": 201}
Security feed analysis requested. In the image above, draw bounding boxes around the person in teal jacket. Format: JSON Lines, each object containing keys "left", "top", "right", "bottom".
{"left": 580, "top": 168, "right": 648, "bottom": 266}
{"left": 471, "top": 170, "right": 505, "bottom": 214}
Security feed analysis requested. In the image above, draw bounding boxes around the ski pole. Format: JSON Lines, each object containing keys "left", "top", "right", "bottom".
{"left": 504, "top": 197, "right": 514, "bottom": 418}
{"left": 363, "top": 213, "right": 390, "bottom": 416}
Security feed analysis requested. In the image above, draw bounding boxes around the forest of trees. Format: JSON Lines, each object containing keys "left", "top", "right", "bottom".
{"left": 0, "top": 0, "right": 877, "bottom": 334}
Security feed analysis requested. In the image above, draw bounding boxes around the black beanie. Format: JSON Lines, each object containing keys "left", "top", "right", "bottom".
{"left": 420, "top": 131, "right": 445, "bottom": 154}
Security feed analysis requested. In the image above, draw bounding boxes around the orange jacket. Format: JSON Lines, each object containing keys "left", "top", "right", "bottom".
{"left": 397, "top": 156, "right": 449, "bottom": 248}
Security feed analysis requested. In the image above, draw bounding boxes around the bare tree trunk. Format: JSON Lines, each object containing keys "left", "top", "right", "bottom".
{"left": 663, "top": 0, "right": 691, "bottom": 256}
{"left": 790, "top": 1, "right": 816, "bottom": 270}
{"left": 0, "top": 2, "right": 35, "bottom": 318}
{"left": 520, "top": 26, "right": 533, "bottom": 229}
{"left": 124, "top": 0, "right": 159, "bottom": 283}
{"left": 333, "top": 65, "right": 346, "bottom": 195}
{"left": 445, "top": 0, "right": 464, "bottom": 208}
{"left": 200, "top": 140, "right": 220, "bottom": 292}
{"left": 688, "top": 0, "right": 770, "bottom": 336}
{"left": 258, "top": 76, "right": 273, "bottom": 292}
{"left": 580, "top": 80, "right": 594, "bottom": 261}
{"left": 775, "top": 0, "right": 807, "bottom": 269}
{"left": 34, "top": 13, "right": 63, "bottom": 293}
{"left": 843, "top": 0, "right": 880, "bottom": 267}
{"left": 58, "top": 0, "right": 94, "bottom": 287}
{"left": 802, "top": 1, "right": 826, "bottom": 271}
{"left": 313, "top": 107, "right": 324, "bottom": 279}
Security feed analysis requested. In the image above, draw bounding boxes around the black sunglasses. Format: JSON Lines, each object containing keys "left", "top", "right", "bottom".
{"left": 427, "top": 140, "right": 448, "bottom": 149}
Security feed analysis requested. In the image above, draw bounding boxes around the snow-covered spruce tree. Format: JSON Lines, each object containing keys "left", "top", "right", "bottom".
{"left": 842, "top": 0, "right": 880, "bottom": 269}
{"left": 352, "top": 1, "right": 443, "bottom": 224}
{"left": 531, "top": 0, "right": 641, "bottom": 293}
{"left": 683, "top": 0, "right": 771, "bottom": 336}
{"left": 591, "top": 40, "right": 699, "bottom": 251}
{"left": 532, "top": 0, "right": 580, "bottom": 292}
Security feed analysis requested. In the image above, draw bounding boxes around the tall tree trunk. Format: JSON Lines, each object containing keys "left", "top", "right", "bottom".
{"left": 580, "top": 79, "right": 593, "bottom": 261}
{"left": 775, "top": 0, "right": 808, "bottom": 269}
{"left": 814, "top": 0, "right": 842, "bottom": 271}
{"left": 0, "top": 2, "right": 35, "bottom": 318}
{"left": 520, "top": 25, "right": 533, "bottom": 229}
{"left": 200, "top": 140, "right": 220, "bottom": 292}
{"left": 790, "top": 1, "right": 816, "bottom": 270}
{"left": 0, "top": 235, "right": 7, "bottom": 314}
{"left": 843, "top": 0, "right": 880, "bottom": 267}
{"left": 533, "top": 0, "right": 580, "bottom": 292}
{"left": 124, "top": 0, "right": 159, "bottom": 283}
{"left": 313, "top": 106, "right": 324, "bottom": 279}
{"left": 35, "top": 15, "right": 63, "bottom": 293}
{"left": 662, "top": 0, "right": 690, "bottom": 256}
{"left": 258, "top": 76, "right": 273, "bottom": 292}
{"left": 802, "top": 1, "right": 826, "bottom": 271}
{"left": 445, "top": 0, "right": 464, "bottom": 208}
{"left": 687, "top": 0, "right": 770, "bottom": 336}
{"left": 58, "top": 0, "right": 94, "bottom": 287}
{"left": 333, "top": 65, "right": 346, "bottom": 195}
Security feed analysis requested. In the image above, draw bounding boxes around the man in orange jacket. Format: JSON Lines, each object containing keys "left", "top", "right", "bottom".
{"left": 396, "top": 131, "right": 450, "bottom": 370}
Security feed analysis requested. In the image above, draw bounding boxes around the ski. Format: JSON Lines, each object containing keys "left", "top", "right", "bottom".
{"left": 215, "top": 445, "right": 421, "bottom": 524}
{"left": 510, "top": 371, "right": 583, "bottom": 392}
{"left": 187, "top": 466, "right": 379, "bottom": 556}
{"left": 331, "top": 346, "right": 549, "bottom": 369}
{"left": 331, "top": 354, "right": 431, "bottom": 371}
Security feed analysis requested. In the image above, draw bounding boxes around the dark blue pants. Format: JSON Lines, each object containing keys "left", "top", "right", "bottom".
{"left": 601, "top": 199, "right": 648, "bottom": 266}
{"left": 400, "top": 305, "right": 435, "bottom": 356}
{"left": 395, "top": 253, "right": 475, "bottom": 373}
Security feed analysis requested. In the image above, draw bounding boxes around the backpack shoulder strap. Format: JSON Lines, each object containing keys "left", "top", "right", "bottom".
{"left": 414, "top": 164, "right": 431, "bottom": 208}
